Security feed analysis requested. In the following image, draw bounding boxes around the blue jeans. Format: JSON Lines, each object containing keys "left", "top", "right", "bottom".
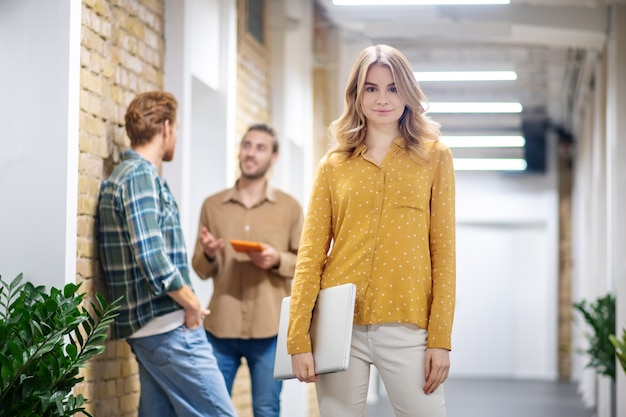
{"left": 206, "top": 332, "right": 282, "bottom": 417}
{"left": 127, "top": 326, "right": 237, "bottom": 417}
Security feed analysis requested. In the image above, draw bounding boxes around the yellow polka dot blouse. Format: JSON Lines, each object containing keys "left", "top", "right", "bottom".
{"left": 287, "top": 138, "right": 456, "bottom": 354}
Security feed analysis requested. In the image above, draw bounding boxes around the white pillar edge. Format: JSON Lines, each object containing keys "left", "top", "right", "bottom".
{"left": 607, "top": 6, "right": 626, "bottom": 416}
{"left": 65, "top": 0, "right": 82, "bottom": 285}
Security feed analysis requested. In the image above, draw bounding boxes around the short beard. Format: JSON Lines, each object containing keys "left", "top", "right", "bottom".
{"left": 240, "top": 161, "right": 271, "bottom": 180}
{"left": 241, "top": 170, "right": 266, "bottom": 180}
{"left": 163, "top": 150, "right": 175, "bottom": 162}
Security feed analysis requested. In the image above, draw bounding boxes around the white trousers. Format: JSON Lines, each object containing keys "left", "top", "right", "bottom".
{"left": 315, "top": 323, "right": 446, "bottom": 417}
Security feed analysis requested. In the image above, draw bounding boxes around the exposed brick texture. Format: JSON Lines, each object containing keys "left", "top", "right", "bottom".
{"left": 558, "top": 139, "right": 574, "bottom": 379}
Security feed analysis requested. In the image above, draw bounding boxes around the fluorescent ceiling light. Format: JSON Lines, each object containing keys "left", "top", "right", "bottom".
{"left": 453, "top": 158, "right": 527, "bottom": 171}
{"left": 414, "top": 71, "right": 517, "bottom": 81}
{"left": 440, "top": 135, "right": 525, "bottom": 148}
{"left": 427, "top": 102, "right": 523, "bottom": 113}
{"left": 333, "top": 0, "right": 510, "bottom": 5}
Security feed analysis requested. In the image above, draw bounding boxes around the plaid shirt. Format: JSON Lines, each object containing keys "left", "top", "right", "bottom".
{"left": 98, "top": 150, "right": 191, "bottom": 340}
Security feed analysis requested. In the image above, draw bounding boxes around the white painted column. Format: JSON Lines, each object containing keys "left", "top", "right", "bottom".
{"left": 267, "top": 0, "right": 315, "bottom": 208}
{"left": 606, "top": 5, "right": 626, "bottom": 417}
{"left": 163, "top": 0, "right": 238, "bottom": 307}
{"left": 0, "top": 0, "right": 81, "bottom": 288}
{"left": 571, "top": 74, "right": 597, "bottom": 407}
{"left": 589, "top": 50, "right": 609, "bottom": 417}
{"left": 266, "top": 1, "right": 315, "bottom": 414}
{"left": 163, "top": 0, "right": 192, "bottom": 231}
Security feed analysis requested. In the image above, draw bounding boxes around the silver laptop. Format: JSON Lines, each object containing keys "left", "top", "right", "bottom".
{"left": 273, "top": 283, "right": 357, "bottom": 380}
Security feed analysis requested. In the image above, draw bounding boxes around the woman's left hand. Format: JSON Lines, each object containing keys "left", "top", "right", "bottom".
{"left": 423, "top": 348, "right": 450, "bottom": 395}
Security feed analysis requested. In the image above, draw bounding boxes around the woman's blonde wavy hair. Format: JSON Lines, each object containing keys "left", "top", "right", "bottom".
{"left": 328, "top": 44, "right": 440, "bottom": 163}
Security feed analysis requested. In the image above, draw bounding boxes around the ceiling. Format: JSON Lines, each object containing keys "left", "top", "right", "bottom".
{"left": 315, "top": 0, "right": 615, "bottom": 168}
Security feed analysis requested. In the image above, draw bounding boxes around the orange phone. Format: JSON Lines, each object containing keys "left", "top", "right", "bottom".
{"left": 230, "top": 239, "right": 264, "bottom": 253}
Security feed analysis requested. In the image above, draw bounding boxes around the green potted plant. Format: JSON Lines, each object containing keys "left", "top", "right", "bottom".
{"left": 573, "top": 293, "right": 616, "bottom": 379}
{"left": 0, "top": 273, "right": 120, "bottom": 417}
{"left": 609, "top": 326, "right": 626, "bottom": 374}
{"left": 573, "top": 293, "right": 617, "bottom": 417}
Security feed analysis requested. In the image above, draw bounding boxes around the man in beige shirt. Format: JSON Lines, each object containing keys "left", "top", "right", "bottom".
{"left": 192, "top": 123, "right": 304, "bottom": 417}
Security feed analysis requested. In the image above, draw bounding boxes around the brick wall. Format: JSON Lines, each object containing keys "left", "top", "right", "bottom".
{"left": 76, "top": 0, "right": 165, "bottom": 416}
{"left": 312, "top": 3, "right": 337, "bottom": 175}
{"left": 558, "top": 136, "right": 574, "bottom": 379}
{"left": 236, "top": 0, "right": 271, "bottom": 137}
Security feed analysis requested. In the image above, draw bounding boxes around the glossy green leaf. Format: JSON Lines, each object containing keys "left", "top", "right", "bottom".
{"left": 0, "top": 273, "right": 121, "bottom": 416}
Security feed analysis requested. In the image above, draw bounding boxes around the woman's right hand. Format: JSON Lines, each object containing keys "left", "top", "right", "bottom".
{"left": 291, "top": 352, "right": 317, "bottom": 383}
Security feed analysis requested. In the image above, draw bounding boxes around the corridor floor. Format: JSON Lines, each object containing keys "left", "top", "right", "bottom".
{"left": 365, "top": 378, "right": 594, "bottom": 417}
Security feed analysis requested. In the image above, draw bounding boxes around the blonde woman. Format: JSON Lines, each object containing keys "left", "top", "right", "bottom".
{"left": 287, "top": 45, "right": 456, "bottom": 417}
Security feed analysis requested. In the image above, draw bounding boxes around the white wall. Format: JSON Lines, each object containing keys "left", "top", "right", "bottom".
{"left": 605, "top": 5, "right": 626, "bottom": 415}
{"left": 163, "top": 0, "right": 238, "bottom": 308}
{"left": 571, "top": 7, "right": 626, "bottom": 415}
{"left": 452, "top": 145, "right": 559, "bottom": 379}
{"left": 266, "top": 1, "right": 316, "bottom": 414}
{"left": 0, "top": 0, "right": 81, "bottom": 289}
{"left": 267, "top": 0, "right": 315, "bottom": 208}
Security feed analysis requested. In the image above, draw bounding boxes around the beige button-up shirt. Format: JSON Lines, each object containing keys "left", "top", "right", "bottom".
{"left": 192, "top": 182, "right": 304, "bottom": 339}
{"left": 288, "top": 139, "right": 456, "bottom": 353}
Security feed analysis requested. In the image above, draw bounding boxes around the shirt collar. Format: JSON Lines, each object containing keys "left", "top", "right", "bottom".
{"left": 121, "top": 149, "right": 141, "bottom": 161}
{"left": 392, "top": 137, "right": 406, "bottom": 149}
{"left": 357, "top": 137, "right": 406, "bottom": 157}
{"left": 121, "top": 149, "right": 158, "bottom": 172}
{"left": 221, "top": 179, "right": 277, "bottom": 206}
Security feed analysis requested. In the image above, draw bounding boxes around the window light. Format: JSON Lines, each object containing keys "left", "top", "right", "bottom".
{"left": 427, "top": 102, "right": 523, "bottom": 113}
{"left": 333, "top": 0, "right": 510, "bottom": 5}
{"left": 440, "top": 135, "right": 525, "bottom": 148}
{"left": 453, "top": 158, "right": 527, "bottom": 171}
{"left": 414, "top": 71, "right": 517, "bottom": 82}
